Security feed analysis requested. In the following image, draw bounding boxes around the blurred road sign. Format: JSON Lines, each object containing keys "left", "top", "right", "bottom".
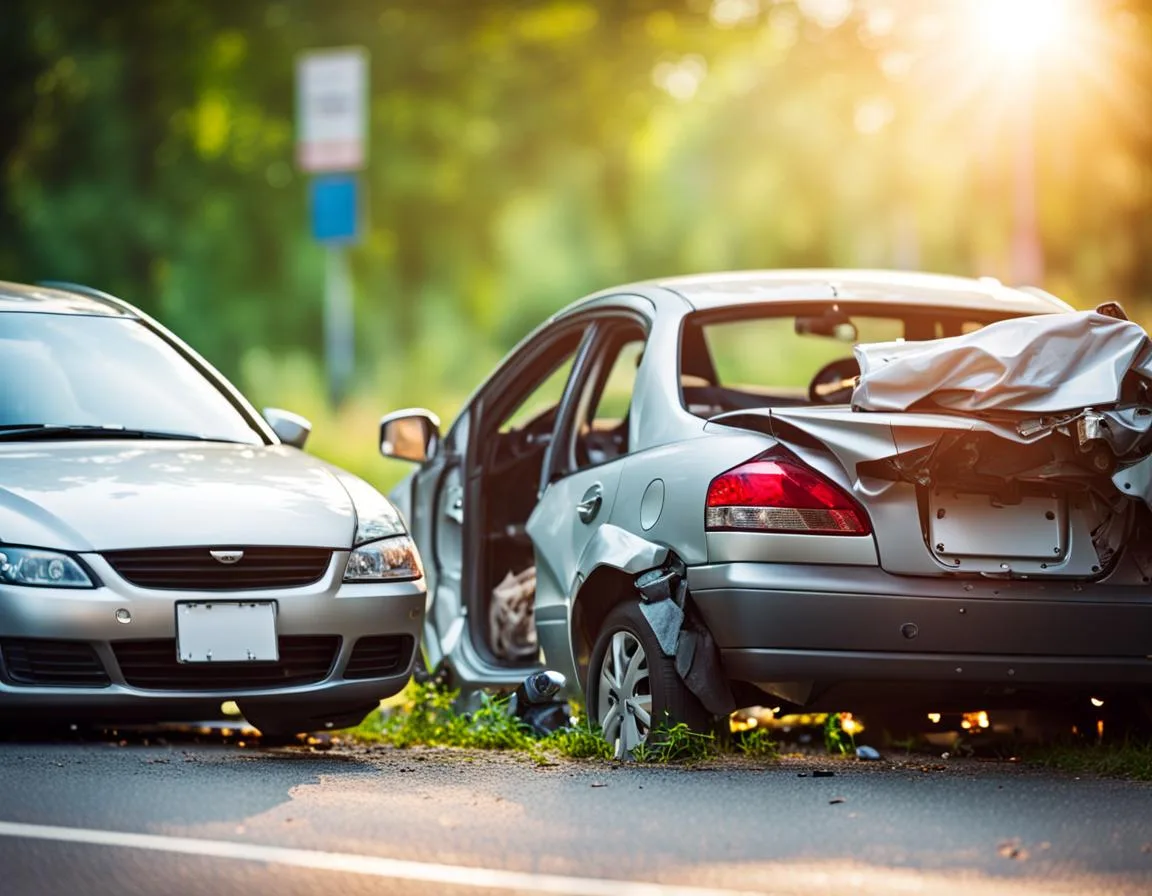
{"left": 296, "top": 48, "right": 368, "bottom": 172}
{"left": 309, "top": 175, "right": 360, "bottom": 243}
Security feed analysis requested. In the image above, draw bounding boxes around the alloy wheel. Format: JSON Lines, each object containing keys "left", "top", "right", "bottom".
{"left": 596, "top": 629, "right": 653, "bottom": 758}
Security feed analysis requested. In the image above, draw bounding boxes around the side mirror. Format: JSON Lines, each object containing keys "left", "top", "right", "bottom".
{"left": 263, "top": 407, "right": 312, "bottom": 449}
{"left": 380, "top": 408, "right": 440, "bottom": 463}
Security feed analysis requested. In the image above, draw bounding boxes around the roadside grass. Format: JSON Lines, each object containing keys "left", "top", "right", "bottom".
{"left": 347, "top": 683, "right": 1152, "bottom": 777}
{"left": 346, "top": 681, "right": 761, "bottom": 764}
{"left": 632, "top": 722, "right": 722, "bottom": 764}
{"left": 349, "top": 682, "right": 536, "bottom": 752}
{"left": 1018, "top": 740, "right": 1152, "bottom": 781}
{"left": 733, "top": 726, "right": 781, "bottom": 760}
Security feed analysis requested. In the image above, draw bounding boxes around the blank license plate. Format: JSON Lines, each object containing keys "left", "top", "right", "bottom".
{"left": 176, "top": 602, "right": 278, "bottom": 663}
{"left": 929, "top": 492, "right": 1064, "bottom": 560}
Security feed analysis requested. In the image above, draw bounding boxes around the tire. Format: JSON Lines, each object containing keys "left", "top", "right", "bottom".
{"left": 586, "top": 601, "right": 713, "bottom": 759}
{"left": 239, "top": 700, "right": 378, "bottom": 739}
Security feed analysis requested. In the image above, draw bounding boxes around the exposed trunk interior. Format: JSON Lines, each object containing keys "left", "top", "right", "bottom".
{"left": 720, "top": 406, "right": 1152, "bottom": 583}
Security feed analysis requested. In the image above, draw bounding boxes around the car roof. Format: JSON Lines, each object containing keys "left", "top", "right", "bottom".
{"left": 577, "top": 269, "right": 1071, "bottom": 317}
{"left": 0, "top": 280, "right": 138, "bottom": 317}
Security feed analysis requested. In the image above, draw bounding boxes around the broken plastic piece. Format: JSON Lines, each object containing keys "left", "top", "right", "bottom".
{"left": 509, "top": 670, "right": 570, "bottom": 737}
{"left": 517, "top": 670, "right": 565, "bottom": 705}
{"left": 855, "top": 745, "right": 881, "bottom": 761}
{"left": 635, "top": 567, "right": 677, "bottom": 604}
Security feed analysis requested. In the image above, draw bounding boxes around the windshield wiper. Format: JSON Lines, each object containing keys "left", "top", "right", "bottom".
{"left": 0, "top": 424, "right": 242, "bottom": 443}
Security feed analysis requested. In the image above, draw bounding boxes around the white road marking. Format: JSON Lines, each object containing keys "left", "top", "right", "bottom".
{"left": 0, "top": 820, "right": 761, "bottom": 896}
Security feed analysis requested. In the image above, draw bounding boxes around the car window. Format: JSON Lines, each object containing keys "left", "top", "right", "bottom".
{"left": 0, "top": 312, "right": 262, "bottom": 443}
{"left": 680, "top": 306, "right": 1011, "bottom": 418}
{"left": 589, "top": 340, "right": 644, "bottom": 424}
{"left": 497, "top": 331, "right": 582, "bottom": 433}
{"left": 705, "top": 316, "right": 903, "bottom": 392}
{"left": 567, "top": 325, "right": 646, "bottom": 471}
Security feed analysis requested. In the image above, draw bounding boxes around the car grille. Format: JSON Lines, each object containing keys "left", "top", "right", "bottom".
{"left": 102, "top": 546, "right": 333, "bottom": 591}
{"left": 344, "top": 635, "right": 414, "bottom": 680}
{"left": 0, "top": 638, "right": 110, "bottom": 687}
{"left": 112, "top": 636, "right": 340, "bottom": 690}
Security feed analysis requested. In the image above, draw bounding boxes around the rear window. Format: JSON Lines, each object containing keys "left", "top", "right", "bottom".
{"left": 680, "top": 304, "right": 1007, "bottom": 418}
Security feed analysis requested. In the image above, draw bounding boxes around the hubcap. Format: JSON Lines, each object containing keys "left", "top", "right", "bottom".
{"left": 596, "top": 629, "right": 653, "bottom": 758}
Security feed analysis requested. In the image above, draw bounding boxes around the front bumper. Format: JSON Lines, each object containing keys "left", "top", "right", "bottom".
{"left": 0, "top": 550, "right": 424, "bottom": 716}
{"left": 689, "top": 562, "right": 1152, "bottom": 693}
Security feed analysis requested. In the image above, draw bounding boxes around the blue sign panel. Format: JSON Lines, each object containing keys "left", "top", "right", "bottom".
{"left": 309, "top": 175, "right": 360, "bottom": 244}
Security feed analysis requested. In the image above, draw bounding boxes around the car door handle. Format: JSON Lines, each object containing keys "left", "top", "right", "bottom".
{"left": 576, "top": 484, "right": 603, "bottom": 524}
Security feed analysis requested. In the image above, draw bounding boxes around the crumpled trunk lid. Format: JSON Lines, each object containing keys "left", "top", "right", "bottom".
{"left": 715, "top": 310, "right": 1152, "bottom": 581}
{"left": 718, "top": 404, "right": 1141, "bottom": 580}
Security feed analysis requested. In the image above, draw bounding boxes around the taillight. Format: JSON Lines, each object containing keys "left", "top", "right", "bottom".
{"left": 705, "top": 456, "right": 871, "bottom": 535}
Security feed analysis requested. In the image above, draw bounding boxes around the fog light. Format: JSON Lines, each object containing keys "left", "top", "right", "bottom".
{"left": 115, "top": 608, "right": 132, "bottom": 624}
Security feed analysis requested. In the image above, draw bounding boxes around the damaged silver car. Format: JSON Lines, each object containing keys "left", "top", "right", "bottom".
{"left": 382, "top": 270, "right": 1152, "bottom": 757}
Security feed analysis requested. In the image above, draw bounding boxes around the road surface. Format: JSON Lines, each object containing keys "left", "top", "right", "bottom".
{"left": 0, "top": 734, "right": 1149, "bottom": 896}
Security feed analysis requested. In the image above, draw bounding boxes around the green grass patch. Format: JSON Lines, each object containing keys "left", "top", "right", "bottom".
{"left": 626, "top": 722, "right": 721, "bottom": 764}
{"left": 544, "top": 719, "right": 615, "bottom": 760}
{"left": 733, "top": 726, "right": 781, "bottom": 760}
{"left": 347, "top": 681, "right": 774, "bottom": 764}
{"left": 823, "top": 712, "right": 858, "bottom": 756}
{"left": 1021, "top": 740, "right": 1152, "bottom": 781}
{"left": 351, "top": 681, "right": 535, "bottom": 751}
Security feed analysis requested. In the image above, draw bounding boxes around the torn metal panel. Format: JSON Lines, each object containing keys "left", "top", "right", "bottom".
{"left": 576, "top": 524, "right": 670, "bottom": 581}
{"left": 852, "top": 310, "right": 1150, "bottom": 415}
{"left": 631, "top": 557, "right": 735, "bottom": 716}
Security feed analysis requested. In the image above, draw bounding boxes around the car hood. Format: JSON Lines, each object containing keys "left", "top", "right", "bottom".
{"left": 0, "top": 442, "right": 358, "bottom": 552}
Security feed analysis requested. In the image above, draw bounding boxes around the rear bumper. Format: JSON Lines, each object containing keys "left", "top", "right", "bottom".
{"left": 688, "top": 562, "right": 1152, "bottom": 689}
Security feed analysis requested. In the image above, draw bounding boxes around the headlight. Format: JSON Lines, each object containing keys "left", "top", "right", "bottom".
{"left": 344, "top": 535, "right": 423, "bottom": 582}
{"left": 0, "top": 547, "right": 94, "bottom": 588}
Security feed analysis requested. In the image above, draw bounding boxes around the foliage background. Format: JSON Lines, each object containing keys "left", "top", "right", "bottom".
{"left": 2, "top": 0, "right": 1150, "bottom": 488}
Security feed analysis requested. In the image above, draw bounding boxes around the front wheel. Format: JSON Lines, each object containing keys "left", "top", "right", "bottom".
{"left": 586, "top": 601, "right": 712, "bottom": 759}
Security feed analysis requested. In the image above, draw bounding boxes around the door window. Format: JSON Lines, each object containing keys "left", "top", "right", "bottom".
{"left": 567, "top": 324, "right": 647, "bottom": 472}
{"left": 496, "top": 331, "right": 583, "bottom": 434}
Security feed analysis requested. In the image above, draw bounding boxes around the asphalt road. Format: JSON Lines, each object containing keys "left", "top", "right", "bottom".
{"left": 0, "top": 734, "right": 1150, "bottom": 896}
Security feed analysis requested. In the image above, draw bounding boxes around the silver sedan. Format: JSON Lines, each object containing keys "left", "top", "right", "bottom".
{"left": 383, "top": 269, "right": 1152, "bottom": 757}
{"left": 0, "top": 281, "right": 424, "bottom": 736}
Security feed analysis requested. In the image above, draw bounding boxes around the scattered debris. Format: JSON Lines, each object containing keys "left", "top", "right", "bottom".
{"left": 998, "top": 839, "right": 1029, "bottom": 861}
{"left": 812, "top": 769, "right": 836, "bottom": 778}
{"left": 829, "top": 797, "right": 846, "bottom": 805}
{"left": 855, "top": 745, "right": 881, "bottom": 761}
{"left": 590, "top": 782, "right": 607, "bottom": 788}
{"left": 509, "top": 670, "right": 569, "bottom": 737}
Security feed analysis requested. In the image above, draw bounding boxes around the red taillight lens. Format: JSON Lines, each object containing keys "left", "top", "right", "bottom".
{"left": 705, "top": 458, "right": 871, "bottom": 535}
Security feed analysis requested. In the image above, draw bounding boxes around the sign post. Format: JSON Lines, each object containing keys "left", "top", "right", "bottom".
{"left": 296, "top": 48, "right": 368, "bottom": 405}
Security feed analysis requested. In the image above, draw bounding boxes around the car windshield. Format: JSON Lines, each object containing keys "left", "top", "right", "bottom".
{"left": 680, "top": 303, "right": 1013, "bottom": 417}
{"left": 0, "top": 312, "right": 263, "bottom": 443}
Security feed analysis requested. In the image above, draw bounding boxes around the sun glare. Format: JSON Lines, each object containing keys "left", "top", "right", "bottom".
{"left": 968, "top": 0, "right": 1076, "bottom": 65}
